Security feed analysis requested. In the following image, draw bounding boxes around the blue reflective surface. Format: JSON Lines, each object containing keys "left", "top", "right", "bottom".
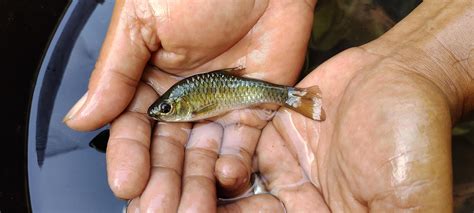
{"left": 28, "top": 0, "right": 125, "bottom": 212}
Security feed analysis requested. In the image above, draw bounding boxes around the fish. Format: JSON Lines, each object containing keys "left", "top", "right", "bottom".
{"left": 147, "top": 67, "right": 325, "bottom": 122}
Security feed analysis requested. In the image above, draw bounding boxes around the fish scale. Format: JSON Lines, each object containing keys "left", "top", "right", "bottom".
{"left": 182, "top": 72, "right": 285, "bottom": 114}
{"left": 148, "top": 68, "right": 325, "bottom": 122}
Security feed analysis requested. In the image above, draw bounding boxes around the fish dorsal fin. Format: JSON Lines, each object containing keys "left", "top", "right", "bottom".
{"left": 217, "top": 66, "right": 246, "bottom": 76}
{"left": 192, "top": 102, "right": 218, "bottom": 117}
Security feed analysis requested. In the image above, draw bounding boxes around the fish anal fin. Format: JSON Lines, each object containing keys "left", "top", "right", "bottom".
{"left": 256, "top": 103, "right": 280, "bottom": 111}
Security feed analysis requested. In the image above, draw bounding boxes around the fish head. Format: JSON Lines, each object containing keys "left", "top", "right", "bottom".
{"left": 147, "top": 96, "right": 193, "bottom": 122}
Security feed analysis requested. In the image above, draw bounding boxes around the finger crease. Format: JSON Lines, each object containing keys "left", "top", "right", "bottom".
{"left": 155, "top": 136, "right": 186, "bottom": 149}
{"left": 109, "top": 137, "right": 150, "bottom": 150}
{"left": 151, "top": 164, "right": 182, "bottom": 177}
{"left": 186, "top": 147, "right": 219, "bottom": 160}
{"left": 112, "top": 69, "right": 140, "bottom": 90}
{"left": 183, "top": 174, "right": 216, "bottom": 184}
{"left": 219, "top": 147, "right": 252, "bottom": 163}
{"left": 127, "top": 111, "right": 152, "bottom": 125}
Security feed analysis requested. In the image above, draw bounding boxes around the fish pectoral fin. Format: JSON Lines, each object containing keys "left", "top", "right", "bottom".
{"left": 192, "top": 103, "right": 219, "bottom": 117}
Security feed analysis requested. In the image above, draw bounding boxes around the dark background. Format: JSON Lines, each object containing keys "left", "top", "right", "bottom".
{"left": 0, "top": 1, "right": 69, "bottom": 212}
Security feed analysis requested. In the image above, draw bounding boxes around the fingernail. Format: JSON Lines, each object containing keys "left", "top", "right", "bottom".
{"left": 63, "top": 92, "right": 88, "bottom": 122}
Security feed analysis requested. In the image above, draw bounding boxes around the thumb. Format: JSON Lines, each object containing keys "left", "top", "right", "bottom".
{"left": 64, "top": 0, "right": 158, "bottom": 131}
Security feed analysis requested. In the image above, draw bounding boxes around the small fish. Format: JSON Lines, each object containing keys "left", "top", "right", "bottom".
{"left": 147, "top": 68, "right": 325, "bottom": 122}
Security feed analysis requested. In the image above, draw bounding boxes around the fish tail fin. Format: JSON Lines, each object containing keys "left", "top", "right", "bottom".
{"left": 285, "top": 85, "right": 326, "bottom": 121}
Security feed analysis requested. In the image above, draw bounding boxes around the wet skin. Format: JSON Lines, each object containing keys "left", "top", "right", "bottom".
{"left": 64, "top": 0, "right": 474, "bottom": 212}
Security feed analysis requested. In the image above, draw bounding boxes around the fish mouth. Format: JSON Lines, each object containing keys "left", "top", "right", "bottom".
{"left": 147, "top": 111, "right": 160, "bottom": 121}
{"left": 146, "top": 112, "right": 167, "bottom": 122}
{"left": 149, "top": 116, "right": 160, "bottom": 121}
{"left": 147, "top": 105, "right": 160, "bottom": 120}
{"left": 150, "top": 116, "right": 186, "bottom": 123}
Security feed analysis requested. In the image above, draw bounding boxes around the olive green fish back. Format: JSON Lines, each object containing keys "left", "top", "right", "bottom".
{"left": 172, "top": 71, "right": 288, "bottom": 118}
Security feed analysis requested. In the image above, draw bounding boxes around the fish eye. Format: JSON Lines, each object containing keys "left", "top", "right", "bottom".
{"left": 159, "top": 102, "right": 172, "bottom": 114}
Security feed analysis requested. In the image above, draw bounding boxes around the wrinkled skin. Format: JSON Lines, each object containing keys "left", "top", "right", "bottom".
{"left": 251, "top": 48, "right": 454, "bottom": 212}
{"left": 64, "top": 0, "right": 474, "bottom": 212}
{"left": 65, "top": 0, "right": 316, "bottom": 210}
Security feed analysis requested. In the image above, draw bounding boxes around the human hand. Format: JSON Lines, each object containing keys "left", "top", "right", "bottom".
{"left": 245, "top": 48, "right": 453, "bottom": 212}
{"left": 63, "top": 0, "right": 317, "bottom": 211}
{"left": 218, "top": 1, "right": 474, "bottom": 211}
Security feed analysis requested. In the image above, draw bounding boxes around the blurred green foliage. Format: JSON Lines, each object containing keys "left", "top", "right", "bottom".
{"left": 302, "top": 0, "right": 421, "bottom": 76}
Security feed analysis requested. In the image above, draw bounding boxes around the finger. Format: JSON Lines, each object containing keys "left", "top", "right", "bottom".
{"left": 213, "top": 108, "right": 275, "bottom": 197}
{"left": 106, "top": 83, "right": 156, "bottom": 199}
{"left": 64, "top": 0, "right": 159, "bottom": 131}
{"left": 139, "top": 122, "right": 191, "bottom": 212}
{"left": 217, "top": 194, "right": 284, "bottom": 213}
{"left": 126, "top": 197, "right": 140, "bottom": 213}
{"left": 257, "top": 123, "right": 330, "bottom": 212}
{"left": 215, "top": 123, "right": 260, "bottom": 198}
{"left": 178, "top": 122, "right": 223, "bottom": 212}
{"left": 146, "top": 34, "right": 293, "bottom": 200}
